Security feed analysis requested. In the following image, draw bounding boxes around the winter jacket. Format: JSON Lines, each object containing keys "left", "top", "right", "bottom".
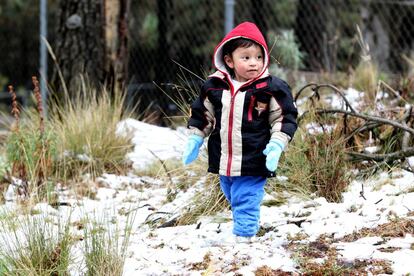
{"left": 188, "top": 22, "right": 298, "bottom": 177}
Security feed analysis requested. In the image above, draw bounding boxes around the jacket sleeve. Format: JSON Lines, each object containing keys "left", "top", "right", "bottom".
{"left": 268, "top": 77, "right": 298, "bottom": 147}
{"left": 187, "top": 82, "right": 215, "bottom": 138}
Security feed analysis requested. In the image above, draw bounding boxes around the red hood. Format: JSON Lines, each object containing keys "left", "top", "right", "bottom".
{"left": 212, "top": 22, "right": 269, "bottom": 80}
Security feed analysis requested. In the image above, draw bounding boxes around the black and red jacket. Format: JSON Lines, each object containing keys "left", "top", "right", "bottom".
{"left": 188, "top": 22, "right": 298, "bottom": 177}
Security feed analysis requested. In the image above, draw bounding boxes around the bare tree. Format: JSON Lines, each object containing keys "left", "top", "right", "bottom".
{"left": 52, "top": 0, "right": 130, "bottom": 96}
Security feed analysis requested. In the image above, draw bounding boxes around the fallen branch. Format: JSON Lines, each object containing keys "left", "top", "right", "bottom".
{"left": 299, "top": 109, "right": 414, "bottom": 136}
{"left": 295, "top": 83, "right": 356, "bottom": 113}
{"left": 296, "top": 82, "right": 414, "bottom": 171}
{"left": 347, "top": 147, "right": 414, "bottom": 162}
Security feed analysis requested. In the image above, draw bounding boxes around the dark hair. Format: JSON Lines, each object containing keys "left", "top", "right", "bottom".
{"left": 222, "top": 38, "right": 264, "bottom": 77}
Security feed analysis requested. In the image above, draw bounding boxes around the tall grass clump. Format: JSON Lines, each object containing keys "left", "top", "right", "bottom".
{"left": 162, "top": 62, "right": 207, "bottom": 127}
{"left": 177, "top": 174, "right": 229, "bottom": 225}
{"left": 306, "top": 130, "right": 351, "bottom": 202}
{"left": 83, "top": 210, "right": 136, "bottom": 276}
{"left": 51, "top": 81, "right": 134, "bottom": 180}
{"left": 268, "top": 129, "right": 313, "bottom": 199}
{"left": 352, "top": 25, "right": 385, "bottom": 107}
{"left": 0, "top": 213, "right": 72, "bottom": 275}
{"left": 5, "top": 78, "right": 57, "bottom": 200}
{"left": 273, "top": 112, "right": 352, "bottom": 202}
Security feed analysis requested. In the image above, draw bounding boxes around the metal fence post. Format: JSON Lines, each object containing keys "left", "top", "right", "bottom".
{"left": 40, "top": 0, "right": 48, "bottom": 117}
{"left": 224, "top": 0, "right": 235, "bottom": 35}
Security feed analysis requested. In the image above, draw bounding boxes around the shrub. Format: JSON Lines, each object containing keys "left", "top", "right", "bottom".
{"left": 51, "top": 84, "right": 134, "bottom": 180}
{"left": 274, "top": 124, "right": 351, "bottom": 203}
{"left": 0, "top": 213, "right": 72, "bottom": 275}
{"left": 268, "top": 129, "right": 313, "bottom": 199}
{"left": 83, "top": 210, "right": 136, "bottom": 276}
{"left": 270, "top": 30, "right": 305, "bottom": 71}
{"left": 6, "top": 124, "right": 57, "bottom": 194}
{"left": 306, "top": 130, "right": 351, "bottom": 202}
{"left": 5, "top": 79, "right": 56, "bottom": 201}
{"left": 177, "top": 173, "right": 229, "bottom": 225}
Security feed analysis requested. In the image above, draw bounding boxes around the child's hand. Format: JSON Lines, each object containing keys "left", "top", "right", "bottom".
{"left": 263, "top": 139, "right": 285, "bottom": 172}
{"left": 182, "top": 134, "right": 204, "bottom": 165}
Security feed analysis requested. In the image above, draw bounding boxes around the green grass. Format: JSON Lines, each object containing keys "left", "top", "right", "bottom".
{"left": 0, "top": 213, "right": 73, "bottom": 275}
{"left": 5, "top": 111, "right": 57, "bottom": 201}
{"left": 83, "top": 209, "right": 136, "bottom": 276}
{"left": 0, "top": 257, "right": 8, "bottom": 275}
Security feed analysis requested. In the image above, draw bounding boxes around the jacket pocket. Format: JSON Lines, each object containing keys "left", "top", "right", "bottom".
{"left": 248, "top": 95, "right": 256, "bottom": 122}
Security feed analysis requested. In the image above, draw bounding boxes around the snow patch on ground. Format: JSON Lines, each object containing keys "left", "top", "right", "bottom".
{"left": 2, "top": 121, "right": 414, "bottom": 275}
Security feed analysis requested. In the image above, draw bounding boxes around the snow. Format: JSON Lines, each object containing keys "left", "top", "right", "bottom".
{"left": 117, "top": 119, "right": 188, "bottom": 169}
{"left": 1, "top": 119, "right": 414, "bottom": 275}
{"left": 330, "top": 87, "right": 364, "bottom": 110}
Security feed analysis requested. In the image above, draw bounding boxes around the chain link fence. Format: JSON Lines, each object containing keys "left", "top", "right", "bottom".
{"left": 1, "top": 0, "right": 414, "bottom": 120}
{"left": 130, "top": 0, "right": 414, "bottom": 77}
{"left": 0, "top": 1, "right": 58, "bottom": 117}
{"left": 128, "top": 0, "right": 414, "bottom": 117}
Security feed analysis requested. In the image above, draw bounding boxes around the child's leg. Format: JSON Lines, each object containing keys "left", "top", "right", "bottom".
{"left": 219, "top": 175, "right": 232, "bottom": 202}
{"left": 231, "top": 176, "right": 266, "bottom": 237}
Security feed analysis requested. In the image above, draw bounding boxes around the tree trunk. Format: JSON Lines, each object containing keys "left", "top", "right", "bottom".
{"left": 104, "top": 0, "right": 130, "bottom": 92}
{"left": 52, "top": 0, "right": 130, "bottom": 96}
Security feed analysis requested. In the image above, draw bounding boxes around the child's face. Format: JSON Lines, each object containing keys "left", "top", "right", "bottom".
{"left": 224, "top": 44, "right": 264, "bottom": 82}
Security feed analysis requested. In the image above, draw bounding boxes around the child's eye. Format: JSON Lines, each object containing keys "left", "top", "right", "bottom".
{"left": 257, "top": 55, "right": 263, "bottom": 59}
{"left": 242, "top": 56, "right": 249, "bottom": 60}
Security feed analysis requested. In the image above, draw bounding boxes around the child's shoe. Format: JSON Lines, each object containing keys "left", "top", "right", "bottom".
{"left": 235, "top": 235, "right": 255, "bottom": 244}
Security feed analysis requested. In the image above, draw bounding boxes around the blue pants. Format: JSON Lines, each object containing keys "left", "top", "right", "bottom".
{"left": 219, "top": 175, "right": 266, "bottom": 237}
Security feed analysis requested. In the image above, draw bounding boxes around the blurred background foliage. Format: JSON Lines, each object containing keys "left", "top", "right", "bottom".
{"left": 1, "top": 0, "right": 414, "bottom": 112}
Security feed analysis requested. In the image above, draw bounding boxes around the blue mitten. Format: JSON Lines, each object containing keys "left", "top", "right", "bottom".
{"left": 262, "top": 139, "right": 285, "bottom": 172}
{"left": 182, "top": 135, "right": 204, "bottom": 165}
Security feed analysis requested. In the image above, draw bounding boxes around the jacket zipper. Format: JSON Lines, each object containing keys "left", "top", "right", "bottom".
{"left": 227, "top": 95, "right": 235, "bottom": 176}
{"left": 248, "top": 95, "right": 256, "bottom": 122}
{"left": 221, "top": 76, "right": 260, "bottom": 176}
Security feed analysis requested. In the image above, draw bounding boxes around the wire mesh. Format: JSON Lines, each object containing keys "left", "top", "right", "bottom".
{"left": 128, "top": 0, "right": 414, "bottom": 115}
{"left": 1, "top": 0, "right": 414, "bottom": 116}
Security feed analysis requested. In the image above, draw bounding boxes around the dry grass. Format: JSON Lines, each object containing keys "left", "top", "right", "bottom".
{"left": 5, "top": 81, "right": 56, "bottom": 202}
{"left": 50, "top": 83, "right": 134, "bottom": 181}
{"left": 269, "top": 130, "right": 313, "bottom": 199}
{"left": 176, "top": 173, "right": 229, "bottom": 226}
{"left": 0, "top": 214, "right": 73, "bottom": 275}
{"left": 0, "top": 181, "right": 6, "bottom": 204}
{"left": 307, "top": 131, "right": 351, "bottom": 202}
{"left": 352, "top": 25, "right": 381, "bottom": 108}
{"left": 188, "top": 252, "right": 212, "bottom": 271}
{"left": 353, "top": 61, "right": 379, "bottom": 106}
{"left": 285, "top": 216, "right": 413, "bottom": 274}
{"left": 286, "top": 234, "right": 394, "bottom": 275}
{"left": 254, "top": 265, "right": 295, "bottom": 276}
{"left": 68, "top": 179, "right": 98, "bottom": 200}
{"left": 273, "top": 122, "right": 351, "bottom": 203}
{"left": 288, "top": 238, "right": 349, "bottom": 276}
{"left": 339, "top": 217, "right": 414, "bottom": 243}
{"left": 83, "top": 210, "right": 136, "bottom": 276}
